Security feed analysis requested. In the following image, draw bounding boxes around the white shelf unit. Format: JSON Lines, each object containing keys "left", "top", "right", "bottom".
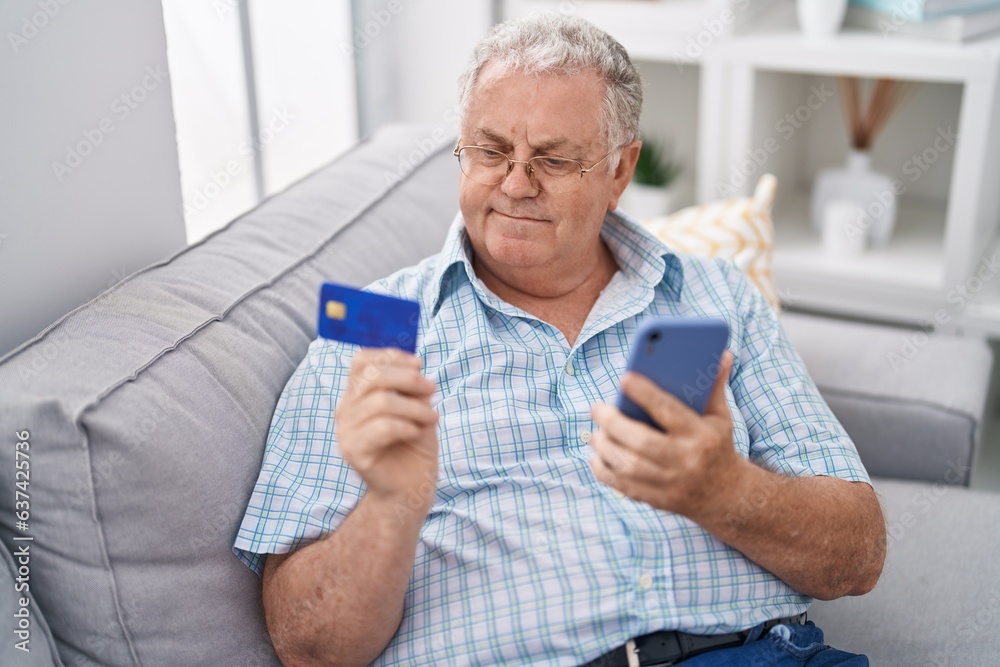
{"left": 707, "top": 31, "right": 1000, "bottom": 330}
{"left": 501, "top": 2, "right": 1000, "bottom": 334}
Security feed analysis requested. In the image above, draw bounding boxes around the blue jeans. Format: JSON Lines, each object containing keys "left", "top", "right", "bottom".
{"left": 679, "top": 621, "right": 868, "bottom": 666}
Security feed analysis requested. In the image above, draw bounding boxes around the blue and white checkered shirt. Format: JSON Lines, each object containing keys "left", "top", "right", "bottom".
{"left": 234, "top": 211, "right": 869, "bottom": 666}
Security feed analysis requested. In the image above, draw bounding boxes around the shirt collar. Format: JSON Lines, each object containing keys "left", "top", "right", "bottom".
{"left": 601, "top": 208, "right": 685, "bottom": 301}
{"left": 429, "top": 209, "right": 685, "bottom": 315}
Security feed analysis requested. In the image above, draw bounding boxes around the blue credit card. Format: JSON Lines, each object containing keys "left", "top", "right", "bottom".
{"left": 318, "top": 282, "right": 420, "bottom": 353}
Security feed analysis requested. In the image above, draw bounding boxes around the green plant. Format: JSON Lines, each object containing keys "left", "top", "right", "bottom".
{"left": 632, "top": 140, "right": 682, "bottom": 187}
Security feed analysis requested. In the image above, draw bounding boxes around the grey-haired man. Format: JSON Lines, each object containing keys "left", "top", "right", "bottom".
{"left": 235, "top": 14, "right": 884, "bottom": 667}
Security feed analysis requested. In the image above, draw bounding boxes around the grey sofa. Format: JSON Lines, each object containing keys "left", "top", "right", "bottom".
{"left": 0, "top": 124, "right": 995, "bottom": 667}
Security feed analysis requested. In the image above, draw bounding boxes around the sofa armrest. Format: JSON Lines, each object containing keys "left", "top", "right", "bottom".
{"left": 781, "top": 312, "right": 993, "bottom": 486}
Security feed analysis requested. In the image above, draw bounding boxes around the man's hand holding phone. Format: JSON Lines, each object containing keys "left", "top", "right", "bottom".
{"left": 590, "top": 318, "right": 748, "bottom": 519}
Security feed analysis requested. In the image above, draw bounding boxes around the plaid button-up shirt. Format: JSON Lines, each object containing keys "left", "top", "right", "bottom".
{"left": 234, "top": 211, "right": 869, "bottom": 666}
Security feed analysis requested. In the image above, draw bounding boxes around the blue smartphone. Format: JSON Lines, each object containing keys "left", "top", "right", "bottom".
{"left": 615, "top": 317, "right": 730, "bottom": 430}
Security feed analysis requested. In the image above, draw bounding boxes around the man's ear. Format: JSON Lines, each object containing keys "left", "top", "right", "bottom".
{"left": 607, "top": 140, "right": 641, "bottom": 212}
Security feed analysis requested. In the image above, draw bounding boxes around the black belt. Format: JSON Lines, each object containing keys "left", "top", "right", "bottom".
{"left": 581, "top": 614, "right": 807, "bottom": 667}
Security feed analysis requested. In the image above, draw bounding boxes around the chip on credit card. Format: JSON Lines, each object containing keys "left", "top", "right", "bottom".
{"left": 318, "top": 282, "right": 420, "bottom": 353}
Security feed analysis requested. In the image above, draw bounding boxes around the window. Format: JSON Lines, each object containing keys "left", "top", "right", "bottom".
{"left": 162, "top": 0, "right": 357, "bottom": 243}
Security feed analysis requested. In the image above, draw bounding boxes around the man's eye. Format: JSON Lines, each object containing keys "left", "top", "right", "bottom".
{"left": 478, "top": 149, "right": 506, "bottom": 162}
{"left": 538, "top": 157, "right": 575, "bottom": 172}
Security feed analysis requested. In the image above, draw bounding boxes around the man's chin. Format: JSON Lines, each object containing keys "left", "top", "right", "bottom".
{"left": 485, "top": 235, "right": 551, "bottom": 269}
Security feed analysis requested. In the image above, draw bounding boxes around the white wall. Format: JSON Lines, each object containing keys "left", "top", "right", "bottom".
{"left": 0, "top": 0, "right": 185, "bottom": 356}
{"left": 356, "top": 0, "right": 495, "bottom": 134}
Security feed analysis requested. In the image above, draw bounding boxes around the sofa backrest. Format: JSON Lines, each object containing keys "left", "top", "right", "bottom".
{"left": 0, "top": 125, "right": 459, "bottom": 666}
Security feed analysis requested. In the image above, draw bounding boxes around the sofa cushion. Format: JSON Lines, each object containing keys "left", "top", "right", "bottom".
{"left": 810, "top": 477, "right": 1000, "bottom": 665}
{"left": 781, "top": 312, "right": 992, "bottom": 485}
{"left": 0, "top": 125, "right": 458, "bottom": 665}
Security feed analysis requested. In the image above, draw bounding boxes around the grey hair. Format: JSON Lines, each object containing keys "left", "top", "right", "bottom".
{"left": 457, "top": 13, "right": 643, "bottom": 170}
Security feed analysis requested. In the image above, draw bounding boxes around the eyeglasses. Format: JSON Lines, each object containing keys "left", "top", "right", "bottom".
{"left": 453, "top": 145, "right": 615, "bottom": 194}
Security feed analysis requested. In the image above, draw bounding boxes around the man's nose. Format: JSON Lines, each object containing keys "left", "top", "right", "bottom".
{"left": 500, "top": 160, "right": 539, "bottom": 198}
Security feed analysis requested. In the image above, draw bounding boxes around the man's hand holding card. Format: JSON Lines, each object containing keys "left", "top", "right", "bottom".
{"left": 318, "top": 283, "right": 439, "bottom": 513}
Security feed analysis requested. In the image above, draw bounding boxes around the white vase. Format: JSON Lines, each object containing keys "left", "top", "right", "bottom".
{"left": 797, "top": 0, "right": 848, "bottom": 37}
{"left": 821, "top": 199, "right": 868, "bottom": 257}
{"left": 621, "top": 182, "right": 680, "bottom": 220}
{"left": 811, "top": 150, "right": 897, "bottom": 249}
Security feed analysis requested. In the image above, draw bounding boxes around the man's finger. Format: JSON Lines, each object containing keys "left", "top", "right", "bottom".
{"left": 588, "top": 452, "right": 651, "bottom": 504}
{"left": 342, "top": 391, "right": 439, "bottom": 429}
{"left": 591, "top": 403, "right": 666, "bottom": 461}
{"left": 703, "top": 351, "right": 734, "bottom": 421}
{"left": 341, "top": 417, "right": 429, "bottom": 468}
{"left": 620, "top": 371, "right": 697, "bottom": 433}
{"left": 349, "top": 359, "right": 435, "bottom": 398}
{"left": 355, "top": 347, "right": 422, "bottom": 369}
{"left": 589, "top": 428, "right": 666, "bottom": 485}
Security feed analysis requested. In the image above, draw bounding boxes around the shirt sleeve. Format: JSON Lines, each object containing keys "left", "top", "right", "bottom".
{"left": 233, "top": 338, "right": 364, "bottom": 577}
{"left": 726, "top": 267, "right": 871, "bottom": 484}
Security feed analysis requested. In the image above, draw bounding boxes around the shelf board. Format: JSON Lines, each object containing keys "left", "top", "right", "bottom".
{"left": 505, "top": 2, "right": 1000, "bottom": 76}
{"left": 772, "top": 190, "right": 949, "bottom": 322}
{"left": 774, "top": 190, "right": 946, "bottom": 288}
{"left": 503, "top": 0, "right": 721, "bottom": 63}
{"left": 719, "top": 30, "right": 1000, "bottom": 82}
{"left": 955, "top": 235, "right": 1000, "bottom": 337}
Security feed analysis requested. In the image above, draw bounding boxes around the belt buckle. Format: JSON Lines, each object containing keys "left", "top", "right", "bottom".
{"left": 624, "top": 639, "right": 640, "bottom": 667}
{"left": 627, "top": 635, "right": 683, "bottom": 667}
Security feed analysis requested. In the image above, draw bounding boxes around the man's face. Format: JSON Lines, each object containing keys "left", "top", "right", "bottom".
{"left": 458, "top": 66, "right": 636, "bottom": 279}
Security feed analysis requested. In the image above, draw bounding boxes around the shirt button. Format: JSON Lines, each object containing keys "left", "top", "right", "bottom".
{"left": 639, "top": 574, "right": 654, "bottom": 590}
{"left": 565, "top": 361, "right": 575, "bottom": 376}
{"left": 580, "top": 430, "right": 592, "bottom": 444}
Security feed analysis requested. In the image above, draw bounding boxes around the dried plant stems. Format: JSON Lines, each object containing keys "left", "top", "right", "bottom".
{"left": 838, "top": 77, "right": 915, "bottom": 150}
